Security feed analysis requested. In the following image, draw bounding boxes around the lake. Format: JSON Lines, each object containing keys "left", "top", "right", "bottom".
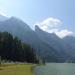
{"left": 34, "top": 63, "right": 75, "bottom": 75}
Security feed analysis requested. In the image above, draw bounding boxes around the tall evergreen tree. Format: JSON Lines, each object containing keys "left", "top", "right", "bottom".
{"left": 0, "top": 32, "right": 39, "bottom": 63}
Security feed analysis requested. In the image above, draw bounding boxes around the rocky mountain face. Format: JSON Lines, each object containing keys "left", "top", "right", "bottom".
{"left": 35, "top": 25, "right": 75, "bottom": 60}
{"left": 0, "top": 15, "right": 75, "bottom": 62}
{"left": 63, "top": 36, "right": 75, "bottom": 52}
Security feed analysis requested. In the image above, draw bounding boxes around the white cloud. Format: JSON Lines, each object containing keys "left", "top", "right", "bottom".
{"left": 35, "top": 17, "right": 62, "bottom": 31}
{"left": 40, "top": 17, "right": 62, "bottom": 27}
{"left": 35, "top": 17, "right": 75, "bottom": 38}
{"left": 0, "top": 11, "right": 10, "bottom": 17}
{"left": 48, "top": 29, "right": 74, "bottom": 38}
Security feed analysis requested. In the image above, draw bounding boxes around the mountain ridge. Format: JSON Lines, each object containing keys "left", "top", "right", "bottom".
{"left": 0, "top": 16, "right": 75, "bottom": 62}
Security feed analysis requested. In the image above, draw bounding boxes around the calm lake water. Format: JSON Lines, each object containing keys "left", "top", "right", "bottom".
{"left": 34, "top": 63, "right": 75, "bottom": 75}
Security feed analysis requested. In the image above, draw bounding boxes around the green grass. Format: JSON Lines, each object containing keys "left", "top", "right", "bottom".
{"left": 0, "top": 64, "right": 36, "bottom": 75}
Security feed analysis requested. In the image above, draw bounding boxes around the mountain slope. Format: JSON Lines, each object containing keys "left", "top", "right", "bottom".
{"left": 0, "top": 14, "right": 8, "bottom": 21}
{"left": 0, "top": 17, "right": 64, "bottom": 62}
{"left": 35, "top": 25, "right": 75, "bottom": 59}
{"left": 0, "top": 16, "right": 75, "bottom": 62}
{"left": 63, "top": 36, "right": 75, "bottom": 50}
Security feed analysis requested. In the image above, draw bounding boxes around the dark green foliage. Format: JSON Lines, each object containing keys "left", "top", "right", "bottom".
{"left": 0, "top": 32, "right": 38, "bottom": 63}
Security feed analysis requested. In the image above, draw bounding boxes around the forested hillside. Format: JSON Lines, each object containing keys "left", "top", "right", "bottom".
{"left": 0, "top": 32, "right": 38, "bottom": 63}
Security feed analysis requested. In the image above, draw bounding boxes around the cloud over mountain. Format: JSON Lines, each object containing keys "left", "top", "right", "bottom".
{"left": 0, "top": 11, "right": 10, "bottom": 21}
{"left": 35, "top": 17, "right": 62, "bottom": 30}
{"left": 40, "top": 17, "right": 62, "bottom": 27}
{"left": 48, "top": 29, "right": 74, "bottom": 38}
{"left": 0, "top": 11, "right": 9, "bottom": 17}
{"left": 35, "top": 17, "right": 74, "bottom": 38}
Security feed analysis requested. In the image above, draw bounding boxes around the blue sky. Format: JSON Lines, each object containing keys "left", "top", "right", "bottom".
{"left": 0, "top": 0, "right": 75, "bottom": 38}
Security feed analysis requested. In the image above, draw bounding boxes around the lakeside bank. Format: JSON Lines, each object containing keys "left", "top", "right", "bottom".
{"left": 0, "top": 64, "right": 36, "bottom": 75}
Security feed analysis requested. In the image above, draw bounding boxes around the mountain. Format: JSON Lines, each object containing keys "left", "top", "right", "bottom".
{"left": 0, "top": 17, "right": 64, "bottom": 62}
{"left": 35, "top": 25, "right": 75, "bottom": 60}
{"left": 63, "top": 35, "right": 75, "bottom": 50}
{"left": 0, "top": 16, "right": 75, "bottom": 62}
{"left": 0, "top": 14, "right": 8, "bottom": 21}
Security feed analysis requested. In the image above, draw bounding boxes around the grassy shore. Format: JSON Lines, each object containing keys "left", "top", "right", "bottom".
{"left": 0, "top": 64, "right": 36, "bottom": 75}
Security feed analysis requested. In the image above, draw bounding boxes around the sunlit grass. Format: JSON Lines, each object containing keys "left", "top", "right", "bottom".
{"left": 0, "top": 64, "right": 36, "bottom": 75}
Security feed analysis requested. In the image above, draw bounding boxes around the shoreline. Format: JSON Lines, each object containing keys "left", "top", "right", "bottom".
{"left": 0, "top": 63, "right": 37, "bottom": 75}
{"left": 31, "top": 64, "right": 39, "bottom": 75}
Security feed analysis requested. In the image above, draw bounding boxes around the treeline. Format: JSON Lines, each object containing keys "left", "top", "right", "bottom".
{"left": 0, "top": 32, "right": 39, "bottom": 63}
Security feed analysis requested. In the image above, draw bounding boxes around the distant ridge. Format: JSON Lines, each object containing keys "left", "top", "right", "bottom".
{"left": 0, "top": 14, "right": 8, "bottom": 21}
{"left": 0, "top": 16, "right": 75, "bottom": 62}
